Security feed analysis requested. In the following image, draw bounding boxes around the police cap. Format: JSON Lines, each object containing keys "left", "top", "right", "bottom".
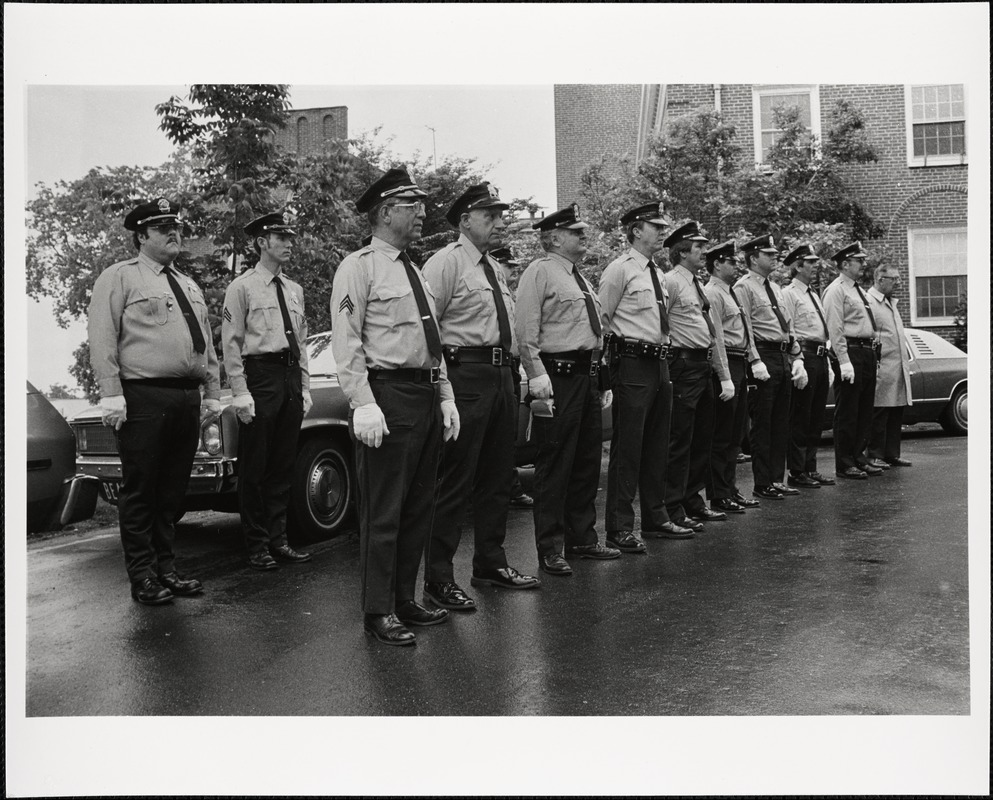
{"left": 783, "top": 243, "right": 820, "bottom": 266}
{"left": 244, "top": 211, "right": 298, "bottom": 238}
{"left": 662, "top": 220, "right": 708, "bottom": 249}
{"left": 355, "top": 167, "right": 427, "bottom": 213}
{"left": 124, "top": 197, "right": 184, "bottom": 231}
{"left": 446, "top": 182, "right": 510, "bottom": 226}
{"left": 832, "top": 241, "right": 869, "bottom": 263}
{"left": 532, "top": 203, "right": 588, "bottom": 232}
{"left": 620, "top": 201, "right": 672, "bottom": 227}
{"left": 705, "top": 240, "right": 737, "bottom": 267}
{"left": 489, "top": 246, "right": 520, "bottom": 267}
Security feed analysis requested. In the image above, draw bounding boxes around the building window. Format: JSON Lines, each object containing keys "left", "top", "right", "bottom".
{"left": 296, "top": 117, "right": 310, "bottom": 153}
{"left": 905, "top": 84, "right": 967, "bottom": 167}
{"left": 751, "top": 85, "right": 820, "bottom": 166}
{"left": 908, "top": 227, "right": 967, "bottom": 325}
{"left": 323, "top": 114, "right": 337, "bottom": 140}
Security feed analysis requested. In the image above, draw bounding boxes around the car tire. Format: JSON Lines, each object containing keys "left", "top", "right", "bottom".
{"left": 940, "top": 384, "right": 967, "bottom": 435}
{"left": 288, "top": 435, "right": 355, "bottom": 544}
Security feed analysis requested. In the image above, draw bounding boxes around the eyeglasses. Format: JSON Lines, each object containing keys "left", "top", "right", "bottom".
{"left": 147, "top": 223, "right": 184, "bottom": 234}
{"left": 388, "top": 200, "right": 426, "bottom": 214}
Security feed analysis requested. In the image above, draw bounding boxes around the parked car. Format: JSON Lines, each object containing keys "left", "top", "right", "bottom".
{"left": 822, "top": 327, "right": 967, "bottom": 434}
{"left": 27, "top": 382, "right": 99, "bottom": 532}
{"left": 70, "top": 332, "right": 612, "bottom": 544}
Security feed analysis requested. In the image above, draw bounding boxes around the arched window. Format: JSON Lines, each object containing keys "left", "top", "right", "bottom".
{"left": 296, "top": 117, "right": 310, "bottom": 152}
{"left": 323, "top": 114, "right": 337, "bottom": 140}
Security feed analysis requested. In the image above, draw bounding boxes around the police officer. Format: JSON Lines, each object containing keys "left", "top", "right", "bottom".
{"left": 703, "top": 240, "right": 757, "bottom": 514}
{"left": 734, "top": 234, "right": 808, "bottom": 500}
{"left": 222, "top": 211, "right": 313, "bottom": 571}
{"left": 781, "top": 244, "right": 835, "bottom": 488}
{"left": 863, "top": 264, "right": 913, "bottom": 468}
{"left": 329, "top": 168, "right": 460, "bottom": 646}
{"left": 88, "top": 198, "right": 221, "bottom": 605}
{"left": 599, "top": 202, "right": 685, "bottom": 550}
{"left": 422, "top": 183, "right": 540, "bottom": 611}
{"left": 661, "top": 221, "right": 732, "bottom": 532}
{"left": 516, "top": 204, "right": 619, "bottom": 576}
{"left": 822, "top": 242, "right": 881, "bottom": 479}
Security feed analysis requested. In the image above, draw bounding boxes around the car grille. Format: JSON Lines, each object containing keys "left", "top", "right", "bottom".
{"left": 76, "top": 424, "right": 119, "bottom": 455}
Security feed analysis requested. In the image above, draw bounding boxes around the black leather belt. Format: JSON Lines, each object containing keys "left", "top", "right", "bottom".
{"left": 540, "top": 350, "right": 599, "bottom": 377}
{"left": 846, "top": 337, "right": 877, "bottom": 348}
{"left": 667, "top": 347, "right": 711, "bottom": 362}
{"left": 122, "top": 378, "right": 200, "bottom": 390}
{"left": 755, "top": 340, "right": 789, "bottom": 352}
{"left": 799, "top": 340, "right": 828, "bottom": 357}
{"left": 246, "top": 350, "right": 299, "bottom": 367}
{"left": 368, "top": 367, "right": 440, "bottom": 384}
{"left": 609, "top": 336, "right": 670, "bottom": 361}
{"left": 725, "top": 347, "right": 749, "bottom": 359}
{"left": 443, "top": 345, "right": 513, "bottom": 367}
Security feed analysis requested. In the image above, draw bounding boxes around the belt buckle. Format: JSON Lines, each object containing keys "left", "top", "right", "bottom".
{"left": 491, "top": 347, "right": 504, "bottom": 366}
{"left": 589, "top": 361, "right": 599, "bottom": 377}
{"left": 816, "top": 345, "right": 825, "bottom": 357}
{"left": 706, "top": 348, "right": 713, "bottom": 360}
{"left": 659, "top": 344, "right": 670, "bottom": 360}
{"left": 779, "top": 341, "right": 788, "bottom": 352}
{"left": 429, "top": 367, "right": 440, "bottom": 384}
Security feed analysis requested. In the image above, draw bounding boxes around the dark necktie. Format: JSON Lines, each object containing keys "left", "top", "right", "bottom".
{"left": 572, "top": 266, "right": 602, "bottom": 338}
{"left": 399, "top": 251, "right": 444, "bottom": 363}
{"left": 853, "top": 282, "right": 878, "bottom": 333}
{"left": 163, "top": 266, "right": 206, "bottom": 354}
{"left": 647, "top": 259, "right": 670, "bottom": 337}
{"left": 481, "top": 255, "right": 512, "bottom": 351}
{"left": 807, "top": 286, "right": 829, "bottom": 339}
{"left": 763, "top": 278, "right": 790, "bottom": 334}
{"left": 273, "top": 276, "right": 301, "bottom": 361}
{"left": 691, "top": 275, "right": 717, "bottom": 341}
{"left": 727, "top": 284, "right": 752, "bottom": 343}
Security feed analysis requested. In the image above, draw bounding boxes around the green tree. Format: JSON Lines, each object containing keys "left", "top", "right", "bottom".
{"left": 47, "top": 383, "right": 79, "bottom": 399}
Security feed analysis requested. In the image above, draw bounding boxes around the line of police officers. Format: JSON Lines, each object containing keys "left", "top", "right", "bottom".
{"left": 89, "top": 178, "right": 903, "bottom": 646}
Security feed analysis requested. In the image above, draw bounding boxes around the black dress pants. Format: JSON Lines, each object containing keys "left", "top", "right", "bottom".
{"left": 237, "top": 360, "right": 304, "bottom": 554}
{"left": 868, "top": 405, "right": 905, "bottom": 461}
{"left": 605, "top": 356, "right": 672, "bottom": 532}
{"left": 117, "top": 382, "right": 201, "bottom": 583}
{"left": 787, "top": 354, "right": 829, "bottom": 475}
{"left": 531, "top": 371, "right": 601, "bottom": 557}
{"left": 355, "top": 380, "right": 442, "bottom": 615}
{"left": 749, "top": 351, "right": 791, "bottom": 488}
{"left": 426, "top": 363, "right": 515, "bottom": 583}
{"left": 831, "top": 348, "right": 877, "bottom": 471}
{"left": 708, "top": 356, "right": 748, "bottom": 501}
{"left": 664, "top": 356, "right": 714, "bottom": 521}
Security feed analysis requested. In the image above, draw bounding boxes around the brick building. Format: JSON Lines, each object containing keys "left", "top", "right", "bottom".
{"left": 274, "top": 106, "right": 348, "bottom": 156}
{"left": 554, "top": 84, "right": 969, "bottom": 339}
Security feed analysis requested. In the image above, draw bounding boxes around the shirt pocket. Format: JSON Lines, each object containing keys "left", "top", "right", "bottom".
{"left": 634, "top": 288, "right": 656, "bottom": 311}
{"left": 457, "top": 272, "right": 492, "bottom": 314}
{"left": 124, "top": 286, "right": 169, "bottom": 326}
{"left": 371, "top": 282, "right": 418, "bottom": 327}
{"left": 247, "top": 292, "right": 279, "bottom": 332}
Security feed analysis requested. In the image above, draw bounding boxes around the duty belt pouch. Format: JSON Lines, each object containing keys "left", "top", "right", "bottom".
{"left": 550, "top": 359, "right": 576, "bottom": 376}
{"left": 442, "top": 345, "right": 461, "bottom": 366}
{"left": 597, "top": 360, "right": 612, "bottom": 391}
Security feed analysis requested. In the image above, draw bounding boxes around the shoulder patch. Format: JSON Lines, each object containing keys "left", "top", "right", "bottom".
{"left": 338, "top": 294, "right": 354, "bottom": 315}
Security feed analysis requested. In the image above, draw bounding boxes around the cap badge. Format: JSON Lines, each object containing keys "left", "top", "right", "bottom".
{"left": 157, "top": 198, "right": 171, "bottom": 213}
{"left": 487, "top": 184, "right": 500, "bottom": 199}
{"left": 658, "top": 202, "right": 666, "bottom": 218}
{"left": 282, "top": 212, "right": 291, "bottom": 225}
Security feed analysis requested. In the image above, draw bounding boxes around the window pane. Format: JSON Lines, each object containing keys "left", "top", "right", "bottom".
{"left": 912, "top": 122, "right": 966, "bottom": 156}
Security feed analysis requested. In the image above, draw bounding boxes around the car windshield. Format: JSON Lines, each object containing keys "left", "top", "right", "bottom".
{"left": 307, "top": 332, "right": 338, "bottom": 377}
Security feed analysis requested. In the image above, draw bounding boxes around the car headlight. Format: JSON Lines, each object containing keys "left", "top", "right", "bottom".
{"left": 200, "top": 422, "right": 222, "bottom": 455}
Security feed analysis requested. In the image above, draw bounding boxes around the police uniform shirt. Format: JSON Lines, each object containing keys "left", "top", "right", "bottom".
{"left": 222, "top": 265, "right": 310, "bottom": 396}
{"left": 330, "top": 236, "right": 453, "bottom": 409}
{"left": 421, "top": 233, "right": 517, "bottom": 352}
{"left": 733, "top": 270, "right": 801, "bottom": 365}
{"left": 704, "top": 275, "right": 748, "bottom": 351}
{"left": 598, "top": 247, "right": 670, "bottom": 345}
{"left": 663, "top": 265, "right": 731, "bottom": 381}
{"left": 88, "top": 251, "right": 221, "bottom": 399}
{"left": 821, "top": 273, "right": 876, "bottom": 366}
{"left": 782, "top": 279, "right": 829, "bottom": 344}
{"left": 514, "top": 251, "right": 602, "bottom": 379}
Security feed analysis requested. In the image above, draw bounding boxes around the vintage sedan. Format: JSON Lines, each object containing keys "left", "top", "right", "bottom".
{"left": 70, "top": 332, "right": 609, "bottom": 544}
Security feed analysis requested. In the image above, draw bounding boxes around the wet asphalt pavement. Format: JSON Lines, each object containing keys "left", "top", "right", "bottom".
{"left": 26, "top": 430, "right": 970, "bottom": 717}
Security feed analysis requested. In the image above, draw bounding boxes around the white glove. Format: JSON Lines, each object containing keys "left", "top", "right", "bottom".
{"left": 599, "top": 390, "right": 612, "bottom": 409}
{"left": 751, "top": 361, "right": 771, "bottom": 381}
{"left": 302, "top": 390, "right": 313, "bottom": 415}
{"left": 353, "top": 403, "right": 389, "bottom": 448}
{"left": 827, "top": 365, "right": 835, "bottom": 387}
{"left": 791, "top": 360, "right": 808, "bottom": 390}
{"left": 200, "top": 398, "right": 222, "bottom": 425}
{"left": 441, "top": 400, "right": 461, "bottom": 442}
{"left": 100, "top": 395, "right": 127, "bottom": 431}
{"left": 719, "top": 380, "right": 735, "bottom": 401}
{"left": 839, "top": 362, "right": 855, "bottom": 383}
{"left": 528, "top": 374, "right": 553, "bottom": 400}
{"left": 233, "top": 393, "right": 255, "bottom": 424}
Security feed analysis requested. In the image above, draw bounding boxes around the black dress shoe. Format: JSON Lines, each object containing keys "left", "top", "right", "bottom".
{"left": 731, "top": 492, "right": 761, "bottom": 508}
{"left": 753, "top": 485, "right": 785, "bottom": 500}
{"left": 771, "top": 482, "right": 801, "bottom": 495}
{"left": 396, "top": 600, "right": 449, "bottom": 627}
{"left": 837, "top": 467, "right": 868, "bottom": 479}
{"left": 885, "top": 457, "right": 913, "bottom": 467}
{"left": 688, "top": 507, "right": 727, "bottom": 522}
{"left": 424, "top": 581, "right": 477, "bottom": 610}
{"left": 675, "top": 517, "right": 705, "bottom": 532}
{"left": 270, "top": 544, "right": 312, "bottom": 563}
{"left": 605, "top": 531, "right": 647, "bottom": 554}
{"left": 471, "top": 566, "right": 542, "bottom": 589}
{"left": 808, "top": 472, "right": 836, "bottom": 485}
{"left": 642, "top": 521, "right": 695, "bottom": 539}
{"left": 158, "top": 572, "right": 204, "bottom": 597}
{"left": 712, "top": 498, "right": 746, "bottom": 514}
{"left": 787, "top": 473, "right": 821, "bottom": 488}
{"left": 566, "top": 543, "right": 621, "bottom": 560}
{"left": 541, "top": 553, "right": 573, "bottom": 576}
{"left": 248, "top": 552, "right": 279, "bottom": 571}
{"left": 867, "top": 458, "right": 891, "bottom": 470}
{"left": 860, "top": 463, "right": 884, "bottom": 475}
{"left": 509, "top": 493, "right": 535, "bottom": 508}
{"left": 363, "top": 613, "right": 416, "bottom": 646}
{"left": 131, "top": 577, "right": 173, "bottom": 605}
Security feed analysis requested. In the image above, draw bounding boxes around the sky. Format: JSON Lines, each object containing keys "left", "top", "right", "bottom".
{"left": 5, "top": 3, "right": 991, "bottom": 798}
